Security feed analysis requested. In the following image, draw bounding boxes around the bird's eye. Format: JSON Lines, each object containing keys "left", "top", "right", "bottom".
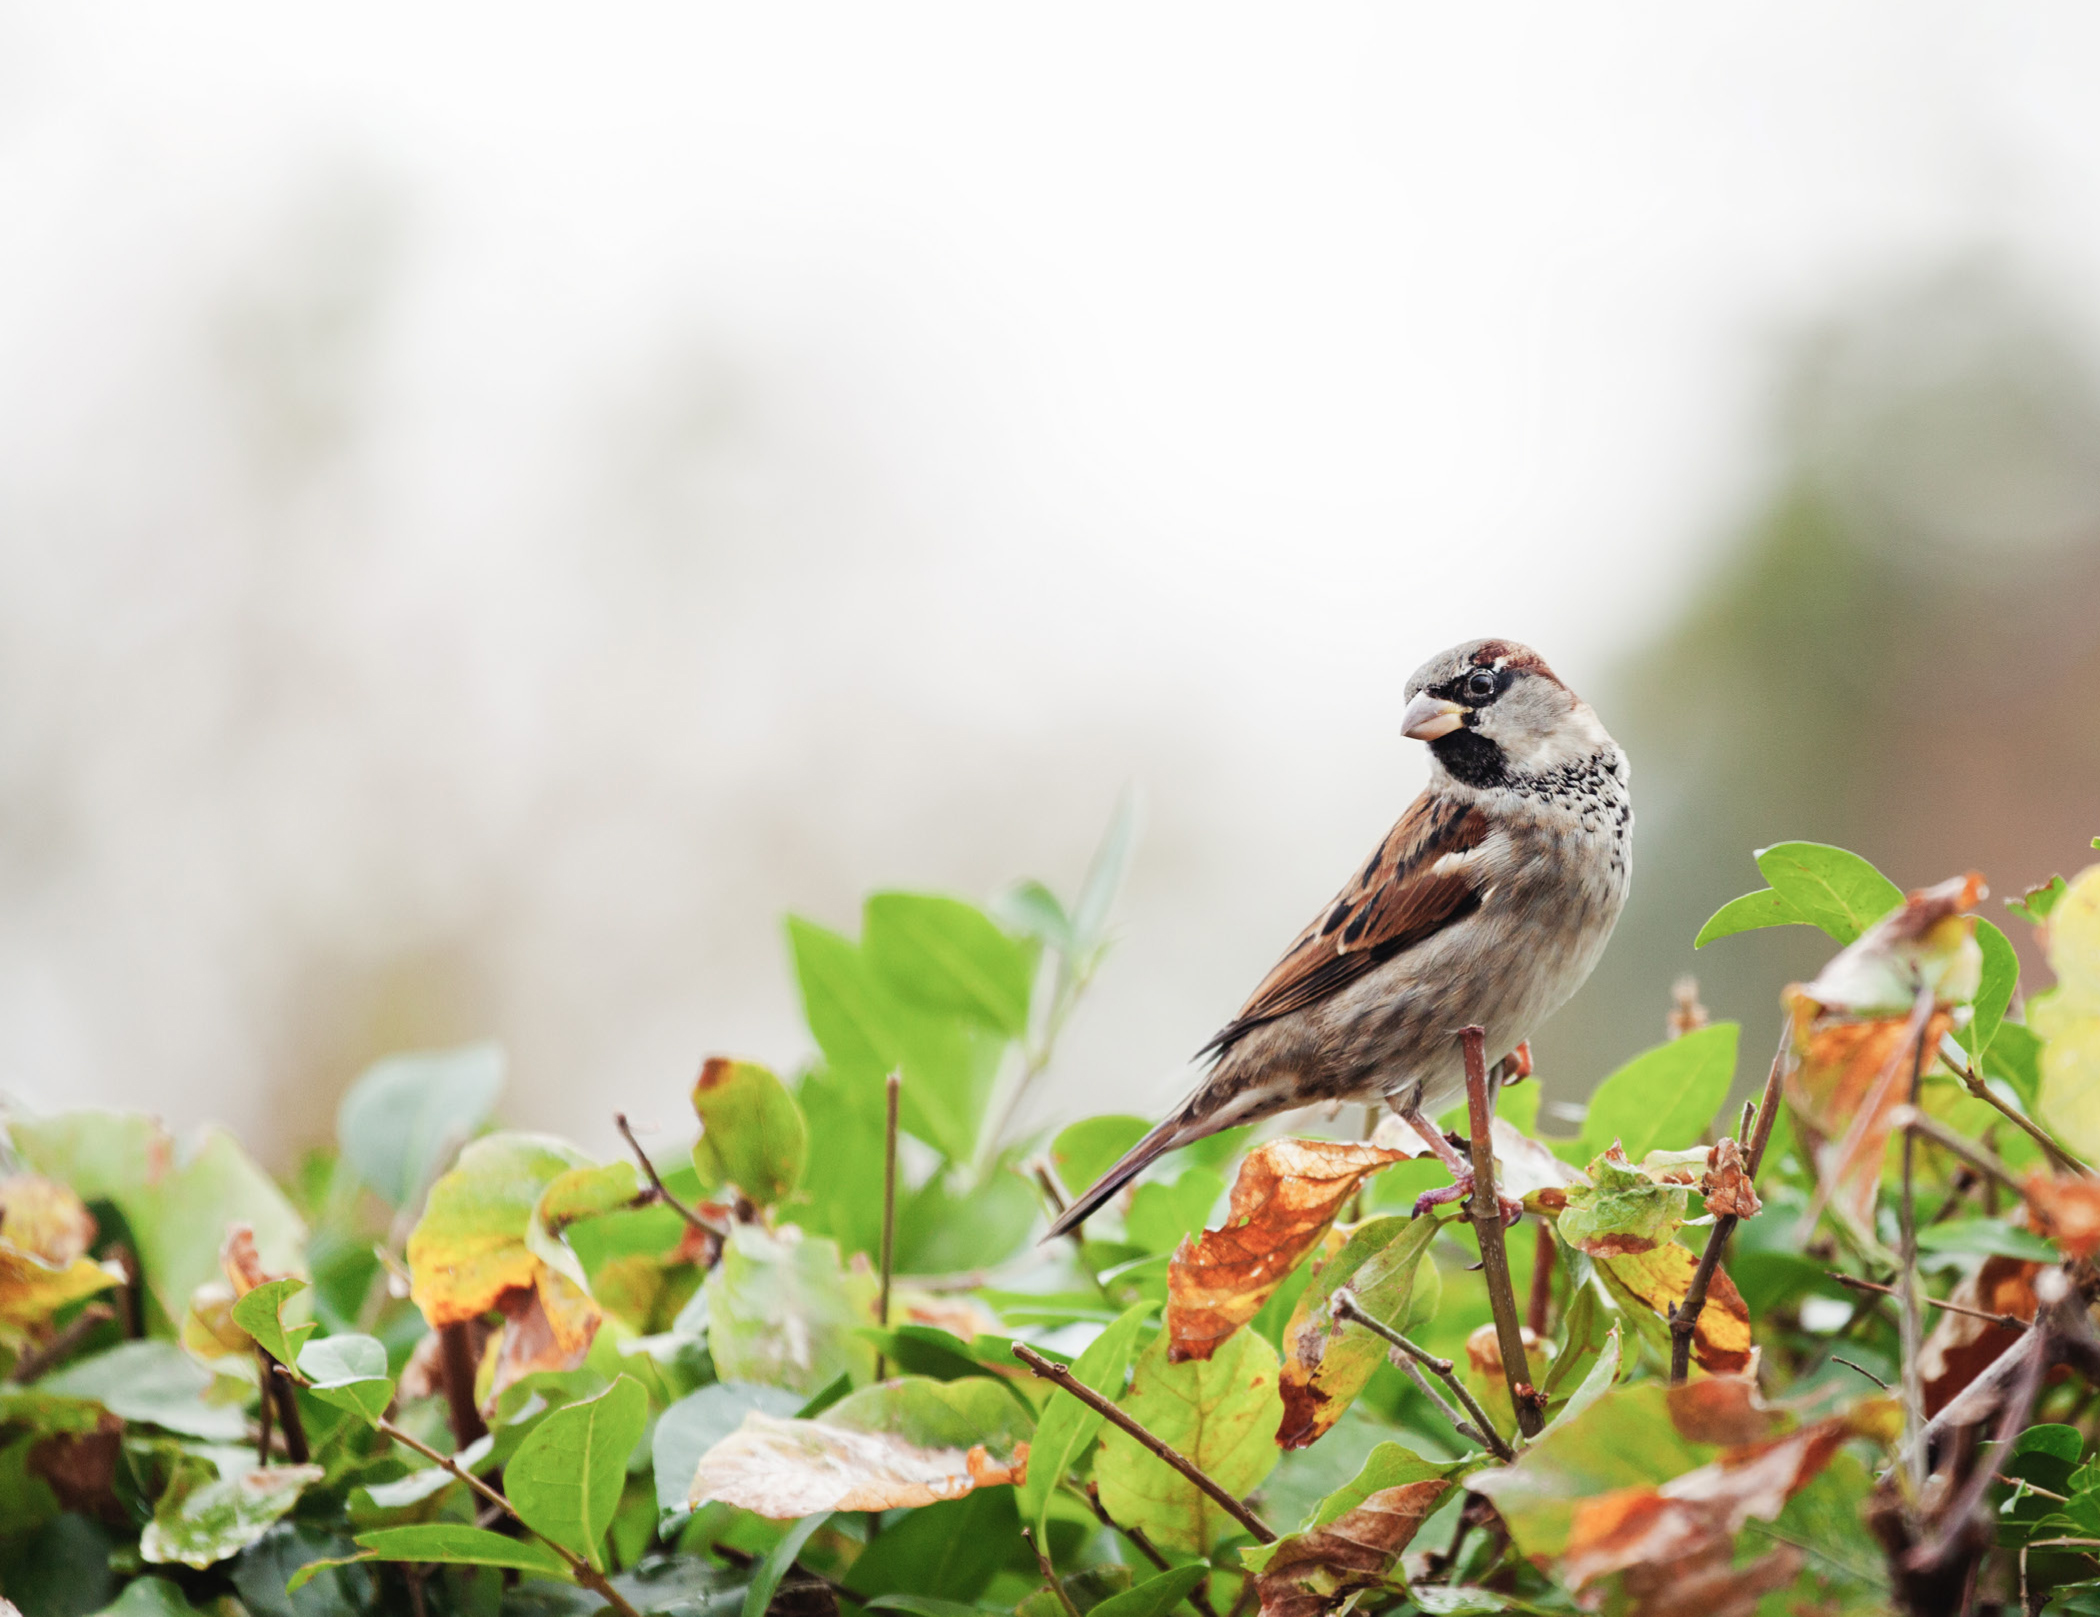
{"left": 1465, "top": 670, "right": 1497, "bottom": 700}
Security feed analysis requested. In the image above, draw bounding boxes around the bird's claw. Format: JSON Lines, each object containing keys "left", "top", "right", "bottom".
{"left": 1410, "top": 1173, "right": 1524, "bottom": 1227}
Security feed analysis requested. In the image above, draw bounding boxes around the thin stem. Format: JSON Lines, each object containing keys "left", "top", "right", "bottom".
{"left": 876, "top": 1073, "right": 901, "bottom": 1379}
{"left": 1012, "top": 1343, "right": 1275, "bottom": 1543}
{"left": 1526, "top": 1222, "right": 1555, "bottom": 1341}
{"left": 1831, "top": 1355, "right": 1890, "bottom": 1390}
{"left": 1670, "top": 1027, "right": 1787, "bottom": 1385}
{"left": 1942, "top": 1034, "right": 2089, "bottom": 1175}
{"left": 275, "top": 1361, "right": 644, "bottom": 1617}
{"left": 614, "top": 1112, "right": 729, "bottom": 1239}
{"left": 1826, "top": 1271, "right": 2029, "bottom": 1333}
{"left": 1079, "top": 1483, "right": 1221, "bottom": 1617}
{"left": 8, "top": 1302, "right": 115, "bottom": 1385}
{"left": 1889, "top": 1105, "right": 2025, "bottom": 1194}
{"left": 255, "top": 1346, "right": 275, "bottom": 1464}
{"left": 1460, "top": 1026, "right": 1542, "bottom": 1439}
{"left": 263, "top": 1353, "right": 309, "bottom": 1463}
{"left": 1333, "top": 1292, "right": 1512, "bottom": 1462}
{"left": 438, "top": 1322, "right": 488, "bottom": 1450}
{"left": 1895, "top": 985, "right": 1933, "bottom": 1497}
{"left": 1022, "top": 1526, "right": 1085, "bottom": 1617}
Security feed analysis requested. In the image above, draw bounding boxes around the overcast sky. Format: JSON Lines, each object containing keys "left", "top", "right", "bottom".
{"left": 4, "top": 5, "right": 2099, "bottom": 1161}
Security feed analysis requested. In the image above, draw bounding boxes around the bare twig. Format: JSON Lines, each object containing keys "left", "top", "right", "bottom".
{"left": 1670, "top": 1027, "right": 1788, "bottom": 1385}
{"left": 1826, "top": 1271, "right": 2028, "bottom": 1333}
{"left": 1333, "top": 1292, "right": 1512, "bottom": 1461}
{"left": 1831, "top": 1355, "right": 1890, "bottom": 1390}
{"left": 1941, "top": 1034, "right": 2089, "bottom": 1175}
{"left": 262, "top": 1354, "right": 309, "bottom": 1463}
{"left": 1889, "top": 1105, "right": 2025, "bottom": 1194}
{"left": 437, "top": 1322, "right": 488, "bottom": 1451}
{"left": 1079, "top": 1483, "right": 1221, "bottom": 1617}
{"left": 1022, "top": 1525, "right": 1085, "bottom": 1617}
{"left": 1895, "top": 985, "right": 1934, "bottom": 1495}
{"left": 1907, "top": 1307, "right": 2050, "bottom": 1575}
{"left": 1012, "top": 1343, "right": 1275, "bottom": 1543}
{"left": 1526, "top": 1221, "right": 1555, "bottom": 1341}
{"left": 1460, "top": 1026, "right": 1542, "bottom": 1439}
{"left": 875, "top": 1072, "right": 901, "bottom": 1382}
{"left": 614, "top": 1112, "right": 729, "bottom": 1240}
{"left": 7, "top": 1303, "right": 115, "bottom": 1385}
{"left": 255, "top": 1346, "right": 275, "bottom": 1464}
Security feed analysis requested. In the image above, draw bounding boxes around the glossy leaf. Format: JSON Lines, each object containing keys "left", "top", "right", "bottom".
{"left": 1242, "top": 1443, "right": 1453, "bottom": 1617}
{"left": 336, "top": 1043, "right": 505, "bottom": 1210}
{"left": 505, "top": 1374, "right": 651, "bottom": 1571}
{"left": 297, "top": 1333, "right": 393, "bottom": 1424}
{"left": 1576, "top": 1023, "right": 1737, "bottom": 1164}
{"left": 1693, "top": 886, "right": 1807, "bottom": 948}
{"left": 231, "top": 1278, "right": 315, "bottom": 1369}
{"left": 1095, "top": 1329, "right": 1282, "bottom": 1555}
{"left": 690, "top": 1058, "right": 808, "bottom": 1207}
{"left": 1752, "top": 842, "right": 1905, "bottom": 944}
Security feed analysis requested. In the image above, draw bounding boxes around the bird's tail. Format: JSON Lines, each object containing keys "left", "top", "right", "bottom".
{"left": 1042, "top": 1109, "right": 1205, "bottom": 1243}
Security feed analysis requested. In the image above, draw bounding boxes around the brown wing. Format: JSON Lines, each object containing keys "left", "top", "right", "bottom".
{"left": 1197, "top": 794, "right": 1491, "bottom": 1058}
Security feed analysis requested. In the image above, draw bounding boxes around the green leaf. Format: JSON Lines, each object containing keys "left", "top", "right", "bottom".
{"left": 1095, "top": 1329, "right": 1283, "bottom": 1555}
{"left": 690, "top": 1058, "right": 809, "bottom": 1207}
{"left": 864, "top": 892, "right": 1036, "bottom": 1036}
{"left": 338, "top": 1522, "right": 570, "bottom": 1579}
{"left": 2009, "top": 875, "right": 2070, "bottom": 927}
{"left": 995, "top": 879, "right": 1075, "bottom": 954}
{"left": 1090, "top": 1565, "right": 1209, "bottom": 1617}
{"left": 1986, "top": 1021, "right": 2045, "bottom": 1107}
{"left": 1913, "top": 1219, "right": 2057, "bottom": 1262}
{"left": 1961, "top": 919, "right": 2021, "bottom": 1060}
{"left": 652, "top": 1382, "right": 804, "bottom": 1517}
{"left": 43, "top": 1341, "right": 249, "bottom": 1441}
{"left": 1543, "top": 1279, "right": 1611, "bottom": 1400}
{"left": 868, "top": 1598, "right": 1009, "bottom": 1617}
{"left": 1277, "top": 1215, "right": 1440, "bottom": 1448}
{"left": 703, "top": 1224, "right": 878, "bottom": 1395}
{"left": 1540, "top": 1325, "right": 1620, "bottom": 1435}
{"left": 744, "top": 1512, "right": 828, "bottom": 1617}
{"left": 1054, "top": 1116, "right": 1151, "bottom": 1196}
{"left": 790, "top": 916, "right": 903, "bottom": 1078}
{"left": 297, "top": 1333, "right": 394, "bottom": 1424}
{"left": 1556, "top": 1154, "right": 1690, "bottom": 1256}
{"left": 10, "top": 1110, "right": 307, "bottom": 1325}
{"left": 505, "top": 1374, "right": 651, "bottom": 1571}
{"left": 845, "top": 1487, "right": 1017, "bottom": 1603}
{"left": 1694, "top": 887, "right": 1810, "bottom": 948}
{"left": 1018, "top": 1300, "right": 1157, "bottom": 1540}
{"left": 141, "top": 1458, "right": 323, "bottom": 1569}
{"left": 1124, "top": 1169, "right": 1224, "bottom": 1254}
{"left": 336, "top": 1042, "right": 505, "bottom": 1210}
{"left": 404, "top": 1131, "right": 592, "bottom": 1327}
{"left": 232, "top": 1278, "right": 316, "bottom": 1369}
{"left": 89, "top": 1578, "right": 215, "bottom": 1616}
{"left": 1754, "top": 842, "right": 1905, "bottom": 944}
{"left": 1242, "top": 1441, "right": 1454, "bottom": 1572}
{"left": 1015, "top": 1568, "right": 1137, "bottom": 1617}
{"left": 1577, "top": 1023, "right": 1738, "bottom": 1163}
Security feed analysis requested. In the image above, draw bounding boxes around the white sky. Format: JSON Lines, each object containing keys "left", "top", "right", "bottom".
{"left": 3, "top": 4, "right": 2099, "bottom": 1160}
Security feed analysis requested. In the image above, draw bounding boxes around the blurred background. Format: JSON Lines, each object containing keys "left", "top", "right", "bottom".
{"left": 2, "top": 5, "right": 2098, "bottom": 1167}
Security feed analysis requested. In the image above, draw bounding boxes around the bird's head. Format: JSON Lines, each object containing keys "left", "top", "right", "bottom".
{"left": 1400, "top": 638, "right": 1613, "bottom": 787}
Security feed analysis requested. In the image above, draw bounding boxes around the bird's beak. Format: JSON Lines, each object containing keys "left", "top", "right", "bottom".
{"left": 1400, "top": 693, "right": 1465, "bottom": 741}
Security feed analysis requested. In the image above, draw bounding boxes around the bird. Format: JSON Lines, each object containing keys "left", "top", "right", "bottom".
{"left": 1044, "top": 637, "right": 1631, "bottom": 1240}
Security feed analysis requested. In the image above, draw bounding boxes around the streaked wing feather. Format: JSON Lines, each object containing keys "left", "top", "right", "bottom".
{"left": 1197, "top": 795, "right": 1490, "bottom": 1057}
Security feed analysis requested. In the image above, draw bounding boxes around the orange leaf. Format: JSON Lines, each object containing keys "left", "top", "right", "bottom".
{"left": 1167, "top": 1140, "right": 1406, "bottom": 1363}
{"left": 0, "top": 1177, "right": 96, "bottom": 1268}
{"left": 1253, "top": 1480, "right": 1450, "bottom": 1617}
{"left": 1782, "top": 1003, "right": 1953, "bottom": 1234}
{"left": 1699, "top": 1138, "right": 1761, "bottom": 1220}
{"left": 488, "top": 1270, "right": 604, "bottom": 1405}
{"left": 1918, "top": 1253, "right": 2039, "bottom": 1418}
{"left": 2024, "top": 1172, "right": 2100, "bottom": 1260}
{"left": 1594, "top": 1242, "right": 1752, "bottom": 1376}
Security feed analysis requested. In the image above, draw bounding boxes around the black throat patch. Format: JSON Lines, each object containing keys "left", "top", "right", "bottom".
{"left": 1430, "top": 728, "right": 1509, "bottom": 789}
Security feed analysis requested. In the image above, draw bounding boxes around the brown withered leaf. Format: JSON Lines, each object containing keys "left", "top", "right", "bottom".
{"left": 0, "top": 1177, "right": 95, "bottom": 1267}
{"left": 1253, "top": 1480, "right": 1449, "bottom": 1617}
{"left": 1167, "top": 1140, "right": 1406, "bottom": 1363}
{"left": 487, "top": 1269, "right": 603, "bottom": 1405}
{"left": 2024, "top": 1172, "right": 2100, "bottom": 1259}
{"left": 1782, "top": 1001, "right": 1954, "bottom": 1236}
{"left": 1700, "top": 1138, "right": 1761, "bottom": 1220}
{"left": 1559, "top": 1399, "right": 1898, "bottom": 1614}
{"left": 1593, "top": 1242, "right": 1752, "bottom": 1376}
{"left": 30, "top": 1411, "right": 125, "bottom": 1524}
{"left": 1918, "top": 1253, "right": 2039, "bottom": 1418}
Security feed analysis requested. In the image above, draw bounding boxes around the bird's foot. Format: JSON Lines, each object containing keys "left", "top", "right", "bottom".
{"left": 1496, "top": 1040, "right": 1534, "bottom": 1084}
{"left": 1410, "top": 1170, "right": 1524, "bottom": 1227}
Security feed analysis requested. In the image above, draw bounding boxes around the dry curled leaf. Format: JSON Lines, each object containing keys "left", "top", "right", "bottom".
{"left": 0, "top": 1176, "right": 123, "bottom": 1339}
{"left": 1166, "top": 1139, "right": 1405, "bottom": 1363}
{"left": 1699, "top": 1138, "right": 1761, "bottom": 1220}
{"left": 488, "top": 1269, "right": 604, "bottom": 1403}
{"left": 1782, "top": 1001, "right": 1954, "bottom": 1237}
{"left": 1918, "top": 1253, "right": 2039, "bottom": 1418}
{"left": 689, "top": 1378, "right": 1030, "bottom": 1518}
{"left": 2023, "top": 1171, "right": 2100, "bottom": 1259}
{"left": 1253, "top": 1480, "right": 1449, "bottom": 1617}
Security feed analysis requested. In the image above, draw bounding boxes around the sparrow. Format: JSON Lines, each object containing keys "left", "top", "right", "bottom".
{"left": 1045, "top": 638, "right": 1631, "bottom": 1238}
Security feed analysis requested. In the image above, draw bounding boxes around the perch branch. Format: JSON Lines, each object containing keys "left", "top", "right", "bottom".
{"left": 614, "top": 1112, "right": 729, "bottom": 1240}
{"left": 1460, "top": 1025, "right": 1543, "bottom": 1438}
{"left": 1334, "top": 1291, "right": 1512, "bottom": 1462}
